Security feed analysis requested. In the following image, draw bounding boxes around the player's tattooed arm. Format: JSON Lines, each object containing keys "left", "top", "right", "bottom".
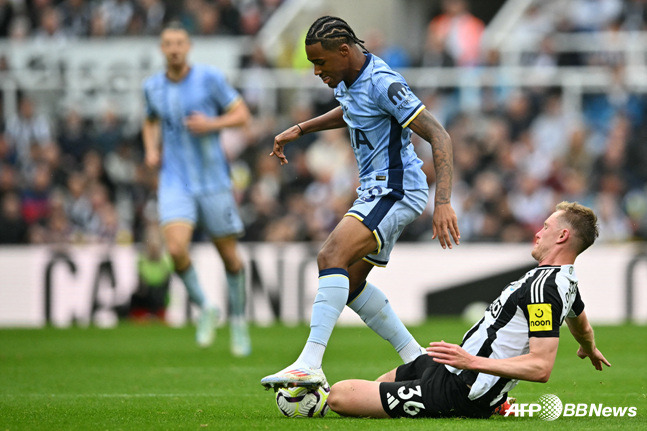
{"left": 409, "top": 110, "right": 460, "bottom": 248}
{"left": 409, "top": 110, "right": 453, "bottom": 205}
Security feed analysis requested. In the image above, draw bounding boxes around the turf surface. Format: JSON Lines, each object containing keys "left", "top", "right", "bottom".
{"left": 1, "top": 319, "right": 645, "bottom": 430}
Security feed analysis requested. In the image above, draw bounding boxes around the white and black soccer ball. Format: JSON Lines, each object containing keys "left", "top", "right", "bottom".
{"left": 275, "top": 384, "right": 330, "bottom": 418}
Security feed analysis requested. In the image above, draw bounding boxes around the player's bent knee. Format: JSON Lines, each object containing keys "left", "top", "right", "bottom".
{"left": 327, "top": 382, "right": 347, "bottom": 413}
{"left": 317, "top": 247, "right": 347, "bottom": 270}
{"left": 166, "top": 241, "right": 187, "bottom": 260}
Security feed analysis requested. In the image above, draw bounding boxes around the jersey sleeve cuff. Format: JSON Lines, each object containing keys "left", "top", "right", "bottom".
{"left": 401, "top": 103, "right": 425, "bottom": 128}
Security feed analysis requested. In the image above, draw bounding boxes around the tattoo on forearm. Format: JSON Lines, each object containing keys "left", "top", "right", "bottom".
{"left": 415, "top": 112, "right": 453, "bottom": 204}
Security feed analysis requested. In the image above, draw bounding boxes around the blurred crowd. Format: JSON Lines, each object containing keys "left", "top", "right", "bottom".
{"left": 0, "top": 0, "right": 282, "bottom": 39}
{"left": 0, "top": 0, "right": 646, "bottom": 245}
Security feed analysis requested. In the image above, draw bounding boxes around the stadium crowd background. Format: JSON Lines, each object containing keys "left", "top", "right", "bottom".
{"left": 0, "top": 0, "right": 646, "bottom": 247}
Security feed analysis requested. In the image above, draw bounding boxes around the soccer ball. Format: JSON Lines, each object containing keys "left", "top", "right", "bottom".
{"left": 275, "top": 384, "right": 330, "bottom": 418}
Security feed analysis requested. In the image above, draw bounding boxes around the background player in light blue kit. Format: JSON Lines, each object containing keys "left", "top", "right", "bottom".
{"left": 261, "top": 16, "right": 460, "bottom": 388}
{"left": 142, "top": 22, "right": 252, "bottom": 355}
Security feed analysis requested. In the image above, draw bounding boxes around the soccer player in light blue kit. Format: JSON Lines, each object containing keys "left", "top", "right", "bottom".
{"left": 142, "top": 22, "right": 252, "bottom": 355}
{"left": 261, "top": 16, "right": 460, "bottom": 388}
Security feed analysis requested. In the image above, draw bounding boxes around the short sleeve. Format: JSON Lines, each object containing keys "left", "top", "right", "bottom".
{"left": 567, "top": 289, "right": 585, "bottom": 318}
{"left": 373, "top": 72, "right": 425, "bottom": 128}
{"left": 143, "top": 81, "right": 157, "bottom": 120}
{"left": 206, "top": 67, "right": 241, "bottom": 114}
{"left": 522, "top": 278, "right": 563, "bottom": 338}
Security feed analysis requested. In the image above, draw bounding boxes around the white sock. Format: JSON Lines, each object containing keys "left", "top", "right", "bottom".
{"left": 295, "top": 268, "right": 350, "bottom": 369}
{"left": 347, "top": 281, "right": 424, "bottom": 363}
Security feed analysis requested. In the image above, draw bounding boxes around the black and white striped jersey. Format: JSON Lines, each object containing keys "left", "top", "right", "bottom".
{"left": 446, "top": 265, "right": 585, "bottom": 405}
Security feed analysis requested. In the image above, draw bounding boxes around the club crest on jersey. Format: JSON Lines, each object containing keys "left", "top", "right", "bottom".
{"left": 528, "top": 303, "right": 552, "bottom": 331}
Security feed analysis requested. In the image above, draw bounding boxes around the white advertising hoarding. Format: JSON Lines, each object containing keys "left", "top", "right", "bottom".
{"left": 0, "top": 243, "right": 645, "bottom": 328}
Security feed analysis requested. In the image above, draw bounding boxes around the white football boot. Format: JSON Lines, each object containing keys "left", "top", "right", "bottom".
{"left": 261, "top": 365, "right": 327, "bottom": 390}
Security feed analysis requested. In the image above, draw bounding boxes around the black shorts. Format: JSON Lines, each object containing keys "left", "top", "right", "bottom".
{"left": 379, "top": 355, "right": 501, "bottom": 419}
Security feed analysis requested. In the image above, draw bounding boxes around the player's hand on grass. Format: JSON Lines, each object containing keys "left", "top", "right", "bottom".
{"left": 270, "top": 125, "right": 302, "bottom": 165}
{"left": 427, "top": 341, "right": 473, "bottom": 370}
{"left": 432, "top": 203, "right": 460, "bottom": 249}
{"left": 577, "top": 346, "right": 611, "bottom": 371}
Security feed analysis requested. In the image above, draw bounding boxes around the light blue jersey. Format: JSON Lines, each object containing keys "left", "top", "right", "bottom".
{"left": 143, "top": 64, "right": 244, "bottom": 237}
{"left": 143, "top": 64, "right": 240, "bottom": 194}
{"left": 334, "top": 54, "right": 428, "bottom": 192}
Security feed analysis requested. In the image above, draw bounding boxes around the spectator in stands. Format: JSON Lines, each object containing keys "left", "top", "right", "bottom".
{"left": 57, "top": 0, "right": 92, "bottom": 38}
{"left": 510, "top": 1, "right": 555, "bottom": 48}
{"left": 21, "top": 162, "right": 53, "bottom": 226}
{"left": 502, "top": 90, "right": 536, "bottom": 142}
{"left": 196, "top": 1, "right": 220, "bottom": 35}
{"left": 0, "top": 191, "right": 28, "bottom": 243}
{"left": 57, "top": 108, "right": 92, "bottom": 163}
{"left": 64, "top": 170, "right": 93, "bottom": 238}
{"left": 8, "top": 14, "right": 30, "bottom": 40}
{"left": 0, "top": 133, "right": 17, "bottom": 166}
{"left": 47, "top": 190, "right": 72, "bottom": 243}
{"left": 178, "top": 0, "right": 202, "bottom": 35}
{"left": 33, "top": 6, "right": 68, "bottom": 44}
{"left": 0, "top": 163, "right": 18, "bottom": 198}
{"left": 98, "top": 0, "right": 135, "bottom": 36}
{"left": 420, "top": 27, "right": 454, "bottom": 68}
{"left": 0, "top": 0, "right": 15, "bottom": 38}
{"left": 364, "top": 29, "right": 411, "bottom": 69}
{"left": 104, "top": 141, "right": 138, "bottom": 237}
{"left": 427, "top": 0, "right": 484, "bottom": 67}
{"left": 89, "top": 8, "right": 109, "bottom": 37}
{"left": 508, "top": 173, "right": 555, "bottom": 233}
{"left": 5, "top": 95, "right": 52, "bottom": 170}
{"left": 567, "top": 0, "right": 623, "bottom": 32}
{"left": 25, "top": 0, "right": 55, "bottom": 32}
{"left": 92, "top": 107, "right": 123, "bottom": 155}
{"left": 239, "top": 3, "right": 262, "bottom": 35}
{"left": 81, "top": 149, "right": 115, "bottom": 199}
{"left": 595, "top": 191, "right": 632, "bottom": 242}
{"left": 216, "top": 0, "right": 242, "bottom": 35}
{"left": 131, "top": 0, "right": 165, "bottom": 36}
{"left": 529, "top": 91, "right": 577, "bottom": 172}
{"left": 620, "top": 0, "right": 647, "bottom": 31}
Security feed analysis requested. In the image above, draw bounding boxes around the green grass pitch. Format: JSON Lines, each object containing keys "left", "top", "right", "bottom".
{"left": 1, "top": 319, "right": 645, "bottom": 430}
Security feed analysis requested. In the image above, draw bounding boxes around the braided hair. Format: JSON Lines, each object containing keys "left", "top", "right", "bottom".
{"left": 305, "top": 16, "right": 368, "bottom": 53}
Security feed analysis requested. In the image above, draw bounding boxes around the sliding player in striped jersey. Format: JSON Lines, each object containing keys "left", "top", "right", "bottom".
{"left": 261, "top": 16, "right": 460, "bottom": 389}
{"left": 327, "top": 202, "right": 610, "bottom": 419}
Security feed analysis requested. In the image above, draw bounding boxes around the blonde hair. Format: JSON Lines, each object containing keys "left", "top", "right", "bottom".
{"left": 555, "top": 201, "right": 599, "bottom": 254}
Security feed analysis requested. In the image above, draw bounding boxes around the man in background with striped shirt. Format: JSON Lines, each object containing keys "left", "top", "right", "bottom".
{"left": 327, "top": 201, "right": 611, "bottom": 419}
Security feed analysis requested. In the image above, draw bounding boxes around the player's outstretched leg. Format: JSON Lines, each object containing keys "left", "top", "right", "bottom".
{"left": 260, "top": 268, "right": 349, "bottom": 389}
{"left": 227, "top": 269, "right": 251, "bottom": 357}
{"left": 347, "top": 281, "right": 425, "bottom": 363}
{"left": 178, "top": 264, "right": 219, "bottom": 347}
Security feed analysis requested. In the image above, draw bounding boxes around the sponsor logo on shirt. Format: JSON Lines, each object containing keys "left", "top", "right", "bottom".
{"left": 388, "top": 82, "right": 412, "bottom": 109}
{"left": 528, "top": 303, "right": 552, "bottom": 331}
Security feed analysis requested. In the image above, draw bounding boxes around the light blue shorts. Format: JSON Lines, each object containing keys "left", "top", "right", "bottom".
{"left": 158, "top": 187, "right": 244, "bottom": 239}
{"left": 346, "top": 186, "right": 428, "bottom": 267}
